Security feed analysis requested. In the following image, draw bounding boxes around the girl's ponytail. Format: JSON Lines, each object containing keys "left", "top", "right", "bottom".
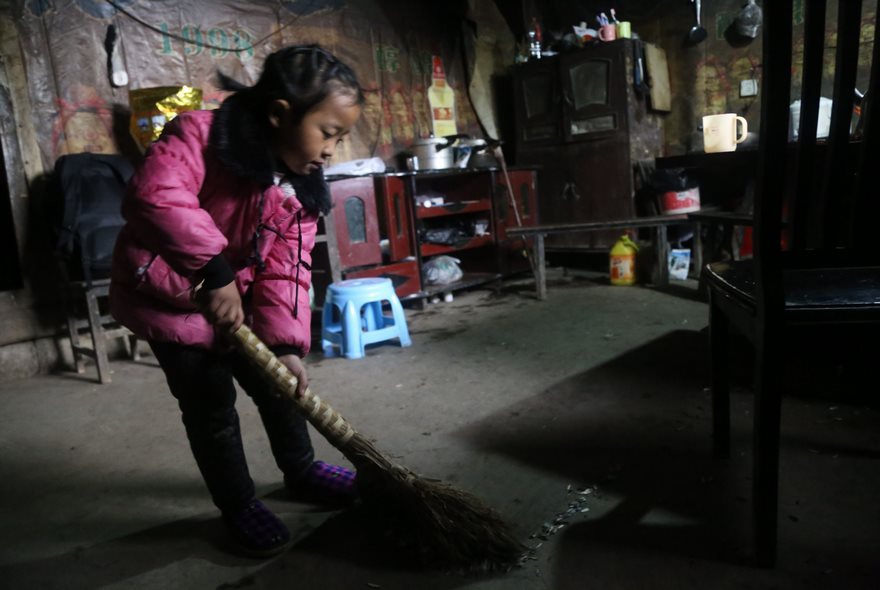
{"left": 209, "top": 71, "right": 273, "bottom": 183}
{"left": 216, "top": 71, "right": 250, "bottom": 94}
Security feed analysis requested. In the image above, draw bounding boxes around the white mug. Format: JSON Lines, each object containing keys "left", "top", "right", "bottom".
{"left": 702, "top": 113, "right": 748, "bottom": 153}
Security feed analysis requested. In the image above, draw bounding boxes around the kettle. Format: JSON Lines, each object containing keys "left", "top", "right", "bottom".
{"left": 454, "top": 138, "right": 504, "bottom": 169}
{"left": 453, "top": 138, "right": 499, "bottom": 169}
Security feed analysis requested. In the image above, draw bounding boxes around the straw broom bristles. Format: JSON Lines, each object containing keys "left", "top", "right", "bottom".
{"left": 233, "top": 325, "right": 524, "bottom": 570}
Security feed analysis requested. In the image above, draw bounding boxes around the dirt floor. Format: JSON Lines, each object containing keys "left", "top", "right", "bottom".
{"left": 0, "top": 269, "right": 878, "bottom": 589}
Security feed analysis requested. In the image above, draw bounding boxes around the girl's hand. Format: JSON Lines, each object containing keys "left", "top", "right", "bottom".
{"left": 278, "top": 354, "right": 308, "bottom": 398}
{"left": 200, "top": 282, "right": 245, "bottom": 335}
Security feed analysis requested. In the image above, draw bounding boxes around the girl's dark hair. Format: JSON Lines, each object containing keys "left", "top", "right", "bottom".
{"left": 209, "top": 44, "right": 364, "bottom": 212}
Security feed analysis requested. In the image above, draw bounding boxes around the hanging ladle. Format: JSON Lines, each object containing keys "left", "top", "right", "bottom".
{"left": 688, "top": 0, "right": 708, "bottom": 43}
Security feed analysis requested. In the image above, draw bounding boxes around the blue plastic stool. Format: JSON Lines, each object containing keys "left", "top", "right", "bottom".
{"left": 321, "top": 278, "right": 412, "bottom": 359}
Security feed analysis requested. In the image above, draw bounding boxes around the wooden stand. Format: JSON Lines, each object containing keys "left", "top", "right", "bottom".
{"left": 323, "top": 168, "right": 539, "bottom": 303}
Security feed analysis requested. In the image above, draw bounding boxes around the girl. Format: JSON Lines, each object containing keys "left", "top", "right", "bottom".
{"left": 110, "top": 45, "right": 364, "bottom": 558}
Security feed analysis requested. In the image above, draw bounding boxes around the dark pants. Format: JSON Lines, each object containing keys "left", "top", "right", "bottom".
{"left": 150, "top": 341, "right": 314, "bottom": 513}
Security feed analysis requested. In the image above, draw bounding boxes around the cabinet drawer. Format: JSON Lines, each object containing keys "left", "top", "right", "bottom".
{"left": 344, "top": 260, "right": 421, "bottom": 298}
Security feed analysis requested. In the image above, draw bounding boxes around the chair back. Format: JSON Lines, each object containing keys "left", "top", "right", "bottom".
{"left": 754, "top": 0, "right": 879, "bottom": 311}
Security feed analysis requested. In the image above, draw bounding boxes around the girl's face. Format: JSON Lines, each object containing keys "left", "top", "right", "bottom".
{"left": 270, "top": 91, "right": 362, "bottom": 176}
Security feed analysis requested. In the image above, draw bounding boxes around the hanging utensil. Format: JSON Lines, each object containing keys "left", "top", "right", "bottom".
{"left": 688, "top": 0, "right": 708, "bottom": 44}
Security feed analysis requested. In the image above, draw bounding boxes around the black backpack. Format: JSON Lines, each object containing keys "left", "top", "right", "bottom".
{"left": 52, "top": 153, "right": 134, "bottom": 285}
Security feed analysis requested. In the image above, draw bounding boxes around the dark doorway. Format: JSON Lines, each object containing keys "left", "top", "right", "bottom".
{"left": 0, "top": 142, "right": 24, "bottom": 291}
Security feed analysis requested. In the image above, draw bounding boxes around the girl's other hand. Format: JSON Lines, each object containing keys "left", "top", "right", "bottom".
{"left": 200, "top": 282, "right": 245, "bottom": 335}
{"left": 278, "top": 354, "right": 308, "bottom": 398}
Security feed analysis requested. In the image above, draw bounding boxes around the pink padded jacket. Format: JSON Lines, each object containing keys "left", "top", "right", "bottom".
{"left": 109, "top": 110, "right": 317, "bottom": 353}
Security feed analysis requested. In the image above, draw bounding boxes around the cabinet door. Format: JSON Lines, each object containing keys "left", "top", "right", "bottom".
{"left": 521, "top": 144, "right": 633, "bottom": 250}
{"left": 560, "top": 41, "right": 629, "bottom": 143}
{"left": 520, "top": 147, "right": 578, "bottom": 233}
{"left": 494, "top": 170, "right": 538, "bottom": 275}
{"left": 328, "top": 177, "right": 381, "bottom": 270}
{"left": 512, "top": 58, "right": 562, "bottom": 148}
{"left": 493, "top": 170, "right": 538, "bottom": 241}
{"left": 375, "top": 176, "right": 413, "bottom": 260}
{"left": 566, "top": 141, "right": 634, "bottom": 249}
{"left": 561, "top": 42, "right": 633, "bottom": 249}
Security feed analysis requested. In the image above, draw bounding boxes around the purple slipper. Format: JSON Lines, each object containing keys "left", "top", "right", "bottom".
{"left": 286, "top": 461, "right": 358, "bottom": 506}
{"left": 222, "top": 499, "right": 290, "bottom": 558}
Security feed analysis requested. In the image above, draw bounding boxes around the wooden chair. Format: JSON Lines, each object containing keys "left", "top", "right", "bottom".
{"left": 61, "top": 276, "right": 139, "bottom": 384}
{"left": 54, "top": 153, "right": 139, "bottom": 384}
{"left": 705, "top": 0, "right": 880, "bottom": 567}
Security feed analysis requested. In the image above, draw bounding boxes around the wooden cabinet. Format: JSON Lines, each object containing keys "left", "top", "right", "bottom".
{"left": 513, "top": 39, "right": 663, "bottom": 250}
{"left": 374, "top": 176, "right": 413, "bottom": 261}
{"left": 411, "top": 170, "right": 499, "bottom": 298}
{"left": 493, "top": 170, "right": 538, "bottom": 275}
{"left": 320, "top": 176, "right": 418, "bottom": 304}
{"left": 322, "top": 169, "right": 538, "bottom": 302}
{"left": 326, "top": 177, "right": 382, "bottom": 269}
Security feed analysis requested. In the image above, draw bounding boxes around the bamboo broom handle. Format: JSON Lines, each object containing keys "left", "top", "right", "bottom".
{"left": 232, "top": 325, "right": 357, "bottom": 449}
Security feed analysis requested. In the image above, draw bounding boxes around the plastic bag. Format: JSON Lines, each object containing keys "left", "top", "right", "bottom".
{"left": 734, "top": 0, "right": 763, "bottom": 38}
{"left": 129, "top": 86, "right": 202, "bottom": 150}
{"left": 423, "top": 256, "right": 463, "bottom": 285}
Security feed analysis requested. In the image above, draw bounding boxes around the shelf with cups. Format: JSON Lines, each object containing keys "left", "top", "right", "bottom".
{"left": 318, "top": 167, "right": 539, "bottom": 307}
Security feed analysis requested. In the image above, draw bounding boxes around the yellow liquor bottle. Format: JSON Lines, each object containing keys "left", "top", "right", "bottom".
{"left": 428, "top": 56, "right": 457, "bottom": 137}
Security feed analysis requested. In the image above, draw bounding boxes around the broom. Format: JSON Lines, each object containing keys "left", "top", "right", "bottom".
{"left": 232, "top": 324, "right": 524, "bottom": 570}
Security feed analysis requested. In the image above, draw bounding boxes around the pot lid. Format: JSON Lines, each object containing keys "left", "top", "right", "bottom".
{"left": 411, "top": 135, "right": 450, "bottom": 147}
{"left": 456, "top": 138, "right": 488, "bottom": 147}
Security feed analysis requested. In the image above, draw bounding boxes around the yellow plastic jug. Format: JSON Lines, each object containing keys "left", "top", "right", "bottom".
{"left": 609, "top": 235, "right": 639, "bottom": 286}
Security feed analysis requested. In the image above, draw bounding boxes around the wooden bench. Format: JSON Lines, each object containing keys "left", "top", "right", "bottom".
{"left": 506, "top": 214, "right": 693, "bottom": 300}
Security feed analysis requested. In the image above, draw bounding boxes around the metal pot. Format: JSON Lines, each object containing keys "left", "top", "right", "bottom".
{"left": 406, "top": 135, "right": 463, "bottom": 170}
